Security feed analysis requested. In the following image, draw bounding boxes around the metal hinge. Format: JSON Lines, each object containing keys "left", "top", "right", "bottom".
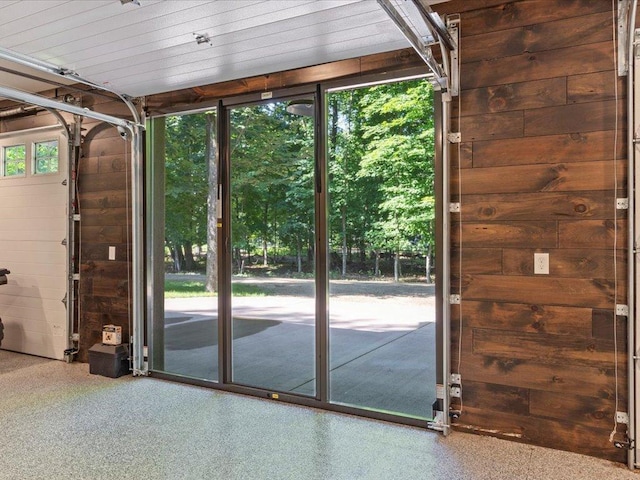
{"left": 616, "top": 304, "right": 629, "bottom": 316}
{"left": 449, "top": 294, "right": 461, "bottom": 305}
{"left": 73, "top": 214, "right": 81, "bottom": 221}
{"left": 447, "top": 132, "right": 461, "bottom": 143}
{"left": 616, "top": 198, "right": 629, "bottom": 210}
{"left": 616, "top": 411, "right": 629, "bottom": 424}
{"left": 449, "top": 202, "right": 460, "bottom": 213}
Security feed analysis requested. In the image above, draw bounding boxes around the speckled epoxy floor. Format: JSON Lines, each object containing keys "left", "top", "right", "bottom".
{"left": 0, "top": 350, "right": 636, "bottom": 480}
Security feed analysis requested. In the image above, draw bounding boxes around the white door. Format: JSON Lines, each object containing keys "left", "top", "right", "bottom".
{"left": 0, "top": 126, "right": 68, "bottom": 360}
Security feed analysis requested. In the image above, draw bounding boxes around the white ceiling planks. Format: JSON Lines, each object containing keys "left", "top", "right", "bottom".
{"left": 0, "top": 0, "right": 447, "bottom": 98}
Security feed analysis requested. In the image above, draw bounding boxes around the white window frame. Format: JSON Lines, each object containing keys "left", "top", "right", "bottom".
{"left": 0, "top": 126, "right": 65, "bottom": 183}
{"left": 1, "top": 143, "right": 27, "bottom": 178}
{"left": 32, "top": 138, "right": 60, "bottom": 176}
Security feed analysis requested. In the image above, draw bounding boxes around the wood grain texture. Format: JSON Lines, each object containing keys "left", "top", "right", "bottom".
{"left": 460, "top": 77, "right": 566, "bottom": 116}
{"left": 461, "top": 41, "right": 614, "bottom": 90}
{"left": 461, "top": 11, "right": 612, "bottom": 63}
{"left": 453, "top": 161, "right": 625, "bottom": 195}
{"left": 472, "top": 130, "right": 625, "bottom": 167}
{"left": 462, "top": 274, "right": 615, "bottom": 308}
{"left": 568, "top": 71, "right": 626, "bottom": 104}
{"left": 453, "top": 221, "right": 558, "bottom": 248}
{"left": 529, "top": 390, "right": 617, "bottom": 429}
{"left": 461, "top": 191, "right": 616, "bottom": 221}
{"left": 459, "top": 110, "right": 523, "bottom": 141}
{"left": 452, "top": 301, "right": 593, "bottom": 336}
{"left": 502, "top": 248, "right": 624, "bottom": 279}
{"left": 558, "top": 219, "right": 626, "bottom": 249}
{"left": 524, "top": 100, "right": 624, "bottom": 136}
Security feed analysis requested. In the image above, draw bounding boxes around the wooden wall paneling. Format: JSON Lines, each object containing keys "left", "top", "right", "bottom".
{"left": 567, "top": 71, "right": 626, "bottom": 104}
{"left": 458, "top": 161, "right": 625, "bottom": 195}
{"left": 441, "top": 0, "right": 613, "bottom": 38}
{"left": 472, "top": 130, "right": 625, "bottom": 167}
{"left": 524, "top": 100, "right": 625, "bottom": 137}
{"left": 502, "top": 248, "right": 625, "bottom": 280}
{"left": 461, "top": 274, "right": 616, "bottom": 308}
{"left": 458, "top": 110, "right": 523, "bottom": 141}
{"left": 453, "top": 300, "right": 593, "bottom": 336}
{"left": 558, "top": 219, "right": 626, "bottom": 249}
{"left": 460, "top": 77, "right": 567, "bottom": 116}
{"left": 454, "top": 221, "right": 558, "bottom": 248}
{"left": 528, "top": 390, "right": 617, "bottom": 430}
{"left": 461, "top": 191, "right": 617, "bottom": 221}
{"left": 461, "top": 41, "right": 614, "bottom": 90}
{"left": 460, "top": 11, "right": 612, "bottom": 64}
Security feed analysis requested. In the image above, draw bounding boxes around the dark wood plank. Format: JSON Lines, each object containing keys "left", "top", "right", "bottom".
{"left": 446, "top": 0, "right": 612, "bottom": 37}
{"left": 558, "top": 219, "right": 627, "bottom": 249}
{"left": 78, "top": 171, "right": 127, "bottom": 193}
{"left": 529, "top": 390, "right": 618, "bottom": 429}
{"left": 592, "top": 311, "right": 627, "bottom": 342}
{"left": 568, "top": 71, "right": 626, "bottom": 104}
{"left": 460, "top": 78, "right": 566, "bottom": 116}
{"left": 461, "top": 274, "right": 615, "bottom": 308}
{"left": 453, "top": 221, "right": 558, "bottom": 248}
{"left": 472, "top": 328, "right": 620, "bottom": 367}
{"left": 462, "top": 379, "right": 530, "bottom": 415}
{"left": 451, "top": 248, "right": 503, "bottom": 275}
{"left": 452, "top": 406, "right": 625, "bottom": 463}
{"left": 461, "top": 11, "right": 612, "bottom": 63}
{"left": 461, "top": 191, "right": 616, "bottom": 222}
{"left": 81, "top": 295, "right": 130, "bottom": 316}
{"left": 502, "top": 248, "right": 624, "bottom": 279}
{"left": 459, "top": 110, "right": 523, "bottom": 141}
{"left": 78, "top": 190, "right": 129, "bottom": 209}
{"left": 455, "top": 161, "right": 625, "bottom": 195}
{"left": 80, "top": 208, "right": 130, "bottom": 227}
{"left": 524, "top": 100, "right": 624, "bottom": 137}
{"left": 461, "top": 41, "right": 614, "bottom": 89}
{"left": 80, "top": 226, "right": 124, "bottom": 243}
{"left": 82, "top": 243, "right": 130, "bottom": 262}
{"left": 452, "top": 300, "right": 593, "bottom": 336}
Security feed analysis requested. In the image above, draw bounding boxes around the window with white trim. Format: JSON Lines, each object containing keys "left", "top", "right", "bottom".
{"left": 33, "top": 140, "right": 59, "bottom": 175}
{"left": 2, "top": 144, "right": 26, "bottom": 177}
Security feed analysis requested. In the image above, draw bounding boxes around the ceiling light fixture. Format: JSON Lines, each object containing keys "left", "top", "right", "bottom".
{"left": 286, "top": 99, "right": 314, "bottom": 117}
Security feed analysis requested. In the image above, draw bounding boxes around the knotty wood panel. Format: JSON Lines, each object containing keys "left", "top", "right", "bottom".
{"left": 454, "top": 406, "right": 625, "bottom": 462}
{"left": 558, "top": 219, "right": 626, "bottom": 249}
{"left": 502, "top": 248, "right": 624, "bottom": 279}
{"left": 461, "top": 11, "right": 612, "bottom": 63}
{"left": 461, "top": 191, "right": 616, "bottom": 222}
{"left": 453, "top": 221, "right": 557, "bottom": 248}
{"left": 524, "top": 100, "right": 624, "bottom": 137}
{"left": 568, "top": 71, "right": 626, "bottom": 104}
{"left": 461, "top": 41, "right": 614, "bottom": 90}
{"left": 441, "top": 0, "right": 613, "bottom": 37}
{"left": 453, "top": 161, "right": 625, "bottom": 195}
{"left": 450, "top": 248, "right": 502, "bottom": 275}
{"left": 459, "top": 110, "right": 523, "bottom": 141}
{"left": 472, "top": 328, "right": 620, "bottom": 368}
{"left": 462, "top": 380, "right": 530, "bottom": 415}
{"left": 529, "top": 390, "right": 616, "bottom": 429}
{"left": 460, "top": 77, "right": 566, "bottom": 116}
{"left": 462, "top": 275, "right": 615, "bottom": 308}
{"left": 452, "top": 301, "right": 593, "bottom": 336}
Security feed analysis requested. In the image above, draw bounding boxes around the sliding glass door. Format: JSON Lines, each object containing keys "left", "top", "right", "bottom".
{"left": 228, "top": 98, "right": 317, "bottom": 396}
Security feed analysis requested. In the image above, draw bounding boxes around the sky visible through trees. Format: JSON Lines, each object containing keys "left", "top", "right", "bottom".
{"left": 164, "top": 78, "right": 435, "bottom": 283}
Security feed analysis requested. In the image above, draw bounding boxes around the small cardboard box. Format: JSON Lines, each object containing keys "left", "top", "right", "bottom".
{"left": 102, "top": 324, "right": 122, "bottom": 345}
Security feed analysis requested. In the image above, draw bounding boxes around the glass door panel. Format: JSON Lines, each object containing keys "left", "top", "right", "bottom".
{"left": 229, "top": 99, "right": 316, "bottom": 395}
{"left": 327, "top": 81, "right": 436, "bottom": 418}
{"left": 155, "top": 111, "right": 219, "bottom": 382}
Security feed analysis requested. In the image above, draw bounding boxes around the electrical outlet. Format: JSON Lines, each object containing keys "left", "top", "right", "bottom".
{"left": 534, "top": 252, "right": 549, "bottom": 275}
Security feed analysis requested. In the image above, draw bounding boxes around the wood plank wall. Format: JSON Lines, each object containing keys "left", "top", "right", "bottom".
{"left": 439, "top": 0, "right": 628, "bottom": 462}
{"left": 0, "top": 92, "right": 134, "bottom": 362}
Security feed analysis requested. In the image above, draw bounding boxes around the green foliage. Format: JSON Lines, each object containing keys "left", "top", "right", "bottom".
{"left": 3, "top": 144, "right": 25, "bottom": 176}
{"left": 164, "top": 280, "right": 266, "bottom": 298}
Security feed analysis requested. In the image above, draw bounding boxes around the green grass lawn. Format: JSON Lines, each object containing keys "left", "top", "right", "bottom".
{"left": 164, "top": 280, "right": 266, "bottom": 298}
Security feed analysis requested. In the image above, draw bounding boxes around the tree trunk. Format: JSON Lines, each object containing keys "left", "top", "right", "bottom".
{"left": 297, "top": 237, "right": 303, "bottom": 274}
{"left": 263, "top": 202, "right": 269, "bottom": 266}
{"left": 425, "top": 244, "right": 432, "bottom": 284}
{"left": 394, "top": 250, "right": 400, "bottom": 283}
{"left": 174, "top": 243, "right": 185, "bottom": 272}
{"left": 374, "top": 250, "right": 380, "bottom": 277}
{"left": 183, "top": 242, "right": 195, "bottom": 271}
{"left": 341, "top": 206, "right": 347, "bottom": 277}
{"left": 205, "top": 112, "right": 218, "bottom": 293}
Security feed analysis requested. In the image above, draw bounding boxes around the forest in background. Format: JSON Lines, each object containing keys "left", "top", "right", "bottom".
{"left": 164, "top": 78, "right": 435, "bottom": 286}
